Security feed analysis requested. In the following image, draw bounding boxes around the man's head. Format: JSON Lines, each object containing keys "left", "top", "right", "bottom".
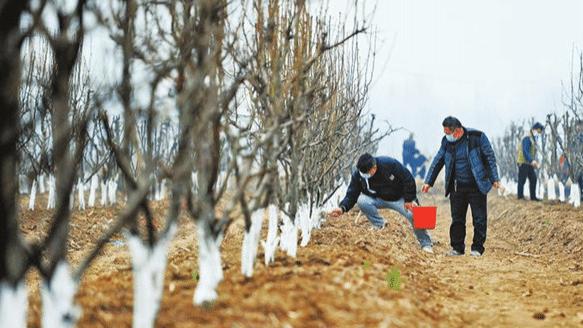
{"left": 357, "top": 153, "right": 377, "bottom": 178}
{"left": 531, "top": 122, "right": 544, "bottom": 136}
{"left": 442, "top": 116, "right": 464, "bottom": 142}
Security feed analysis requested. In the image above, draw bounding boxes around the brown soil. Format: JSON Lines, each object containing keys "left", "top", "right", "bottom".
{"left": 20, "top": 189, "right": 583, "bottom": 327}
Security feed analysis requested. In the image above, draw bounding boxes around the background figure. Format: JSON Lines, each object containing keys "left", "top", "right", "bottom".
{"left": 402, "top": 133, "right": 428, "bottom": 179}
{"left": 517, "top": 122, "right": 544, "bottom": 201}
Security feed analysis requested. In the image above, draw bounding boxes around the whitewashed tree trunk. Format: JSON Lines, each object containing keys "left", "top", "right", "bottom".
{"left": 100, "top": 180, "right": 107, "bottom": 206}
{"left": 77, "top": 179, "right": 85, "bottom": 211}
{"left": 559, "top": 182, "right": 566, "bottom": 202}
{"left": 571, "top": 184, "right": 581, "bottom": 208}
{"left": 88, "top": 175, "right": 98, "bottom": 208}
{"left": 39, "top": 174, "right": 46, "bottom": 194}
{"left": 241, "top": 209, "right": 264, "bottom": 278}
{"left": 547, "top": 179, "right": 556, "bottom": 200}
{"left": 126, "top": 224, "right": 177, "bottom": 328}
{"left": 107, "top": 178, "right": 117, "bottom": 205}
{"left": 41, "top": 262, "right": 81, "bottom": 328}
{"left": 160, "top": 179, "right": 167, "bottom": 200}
{"left": 279, "top": 213, "right": 297, "bottom": 257}
{"left": 193, "top": 222, "right": 224, "bottom": 306}
{"left": 262, "top": 205, "right": 280, "bottom": 266}
{"left": 47, "top": 175, "right": 56, "bottom": 209}
{"left": 69, "top": 191, "right": 75, "bottom": 210}
{"left": 18, "top": 174, "right": 29, "bottom": 194}
{"left": 537, "top": 183, "right": 545, "bottom": 200}
{"left": 28, "top": 179, "right": 37, "bottom": 210}
{"left": 298, "top": 204, "right": 312, "bottom": 247}
{"left": 0, "top": 281, "right": 28, "bottom": 328}
{"left": 191, "top": 172, "right": 198, "bottom": 193}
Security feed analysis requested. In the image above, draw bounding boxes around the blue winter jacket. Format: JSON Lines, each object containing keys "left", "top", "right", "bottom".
{"left": 339, "top": 156, "right": 416, "bottom": 212}
{"left": 424, "top": 128, "right": 500, "bottom": 196}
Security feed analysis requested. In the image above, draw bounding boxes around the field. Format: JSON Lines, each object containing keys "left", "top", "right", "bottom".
{"left": 19, "top": 187, "right": 583, "bottom": 327}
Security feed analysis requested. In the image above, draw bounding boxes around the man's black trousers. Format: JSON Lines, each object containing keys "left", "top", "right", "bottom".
{"left": 449, "top": 190, "right": 488, "bottom": 254}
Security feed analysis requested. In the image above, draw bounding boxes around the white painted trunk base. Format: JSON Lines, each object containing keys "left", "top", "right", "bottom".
{"left": 571, "top": 184, "right": 581, "bottom": 208}
{"left": 279, "top": 213, "right": 298, "bottom": 257}
{"left": 0, "top": 281, "right": 28, "bottom": 328}
{"left": 88, "top": 175, "right": 98, "bottom": 207}
{"left": 262, "top": 205, "right": 280, "bottom": 266}
{"left": 126, "top": 224, "right": 177, "bottom": 328}
{"left": 28, "top": 179, "right": 37, "bottom": 210}
{"left": 193, "top": 223, "right": 224, "bottom": 305}
{"left": 547, "top": 179, "right": 557, "bottom": 200}
{"left": 47, "top": 175, "right": 56, "bottom": 209}
{"left": 107, "top": 178, "right": 118, "bottom": 205}
{"left": 41, "top": 262, "right": 81, "bottom": 328}
{"left": 77, "top": 180, "right": 86, "bottom": 210}
{"left": 39, "top": 174, "right": 46, "bottom": 193}
{"left": 241, "top": 209, "right": 264, "bottom": 277}
{"left": 298, "top": 204, "right": 312, "bottom": 247}
{"left": 100, "top": 181, "right": 107, "bottom": 206}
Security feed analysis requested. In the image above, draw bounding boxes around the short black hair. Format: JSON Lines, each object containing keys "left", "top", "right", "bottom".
{"left": 532, "top": 122, "right": 544, "bottom": 131}
{"left": 442, "top": 116, "right": 463, "bottom": 129}
{"left": 357, "top": 153, "right": 376, "bottom": 173}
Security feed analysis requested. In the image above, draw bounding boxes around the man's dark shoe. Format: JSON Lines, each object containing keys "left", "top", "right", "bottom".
{"left": 531, "top": 198, "right": 541, "bottom": 202}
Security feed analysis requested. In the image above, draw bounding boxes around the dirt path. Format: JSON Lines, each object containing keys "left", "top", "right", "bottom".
{"left": 418, "top": 192, "right": 583, "bottom": 327}
{"left": 22, "top": 192, "right": 583, "bottom": 327}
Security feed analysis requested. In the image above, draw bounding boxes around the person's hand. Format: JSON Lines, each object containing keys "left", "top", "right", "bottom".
{"left": 329, "top": 208, "right": 344, "bottom": 218}
{"left": 492, "top": 181, "right": 502, "bottom": 189}
{"left": 531, "top": 160, "right": 539, "bottom": 169}
{"left": 404, "top": 202, "right": 416, "bottom": 213}
{"left": 421, "top": 184, "right": 431, "bottom": 193}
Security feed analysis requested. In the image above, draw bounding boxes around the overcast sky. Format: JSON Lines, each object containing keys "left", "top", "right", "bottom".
{"left": 326, "top": 0, "right": 583, "bottom": 159}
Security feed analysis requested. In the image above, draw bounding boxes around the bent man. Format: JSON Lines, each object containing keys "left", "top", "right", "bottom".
{"left": 330, "top": 153, "right": 433, "bottom": 253}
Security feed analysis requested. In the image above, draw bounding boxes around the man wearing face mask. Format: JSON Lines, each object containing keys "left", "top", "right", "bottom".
{"left": 516, "top": 122, "right": 544, "bottom": 201}
{"left": 329, "top": 153, "right": 434, "bottom": 253}
{"left": 422, "top": 116, "right": 501, "bottom": 257}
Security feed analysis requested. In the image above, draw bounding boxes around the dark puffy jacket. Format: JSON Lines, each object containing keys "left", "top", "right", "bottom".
{"left": 339, "top": 156, "right": 416, "bottom": 212}
{"left": 424, "top": 128, "right": 500, "bottom": 196}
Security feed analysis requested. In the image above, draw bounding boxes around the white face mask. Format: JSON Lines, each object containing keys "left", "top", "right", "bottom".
{"left": 532, "top": 130, "right": 540, "bottom": 137}
{"left": 359, "top": 171, "right": 372, "bottom": 179}
{"left": 445, "top": 134, "right": 458, "bottom": 143}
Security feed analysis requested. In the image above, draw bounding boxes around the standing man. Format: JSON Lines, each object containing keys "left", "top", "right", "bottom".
{"left": 402, "top": 133, "right": 428, "bottom": 179}
{"left": 330, "top": 153, "right": 434, "bottom": 253}
{"left": 422, "top": 117, "right": 501, "bottom": 257}
{"left": 516, "top": 122, "right": 544, "bottom": 201}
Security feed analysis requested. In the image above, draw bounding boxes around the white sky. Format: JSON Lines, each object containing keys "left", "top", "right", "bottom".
{"left": 81, "top": 0, "right": 583, "bottom": 160}
{"left": 326, "top": 0, "right": 583, "bottom": 159}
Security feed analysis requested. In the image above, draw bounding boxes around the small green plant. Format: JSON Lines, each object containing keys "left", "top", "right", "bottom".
{"left": 386, "top": 267, "right": 401, "bottom": 291}
{"left": 192, "top": 271, "right": 199, "bottom": 281}
{"left": 543, "top": 219, "right": 550, "bottom": 225}
{"left": 362, "top": 260, "right": 371, "bottom": 270}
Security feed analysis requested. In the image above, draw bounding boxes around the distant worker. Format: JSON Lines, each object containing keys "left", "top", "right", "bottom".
{"left": 516, "top": 122, "right": 544, "bottom": 201}
{"left": 422, "top": 117, "right": 501, "bottom": 257}
{"left": 402, "top": 133, "right": 428, "bottom": 179}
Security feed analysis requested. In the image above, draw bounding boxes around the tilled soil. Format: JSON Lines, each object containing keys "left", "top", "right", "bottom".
{"left": 20, "top": 189, "right": 583, "bottom": 327}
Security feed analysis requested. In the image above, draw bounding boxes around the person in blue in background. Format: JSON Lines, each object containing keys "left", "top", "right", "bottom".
{"left": 402, "top": 133, "right": 428, "bottom": 179}
{"left": 516, "top": 122, "right": 544, "bottom": 201}
{"left": 329, "top": 153, "right": 434, "bottom": 253}
{"left": 422, "top": 116, "right": 501, "bottom": 257}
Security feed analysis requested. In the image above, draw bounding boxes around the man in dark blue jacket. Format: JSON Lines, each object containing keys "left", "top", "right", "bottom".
{"left": 422, "top": 116, "right": 501, "bottom": 257}
{"left": 330, "top": 153, "right": 433, "bottom": 253}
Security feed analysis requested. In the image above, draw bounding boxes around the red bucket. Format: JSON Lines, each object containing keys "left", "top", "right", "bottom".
{"left": 412, "top": 206, "right": 437, "bottom": 229}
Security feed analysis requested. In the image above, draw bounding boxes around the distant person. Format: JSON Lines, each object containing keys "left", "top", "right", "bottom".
{"left": 402, "top": 133, "right": 428, "bottom": 179}
{"left": 516, "top": 122, "right": 544, "bottom": 201}
{"left": 329, "top": 153, "right": 434, "bottom": 253}
{"left": 422, "top": 116, "right": 501, "bottom": 257}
